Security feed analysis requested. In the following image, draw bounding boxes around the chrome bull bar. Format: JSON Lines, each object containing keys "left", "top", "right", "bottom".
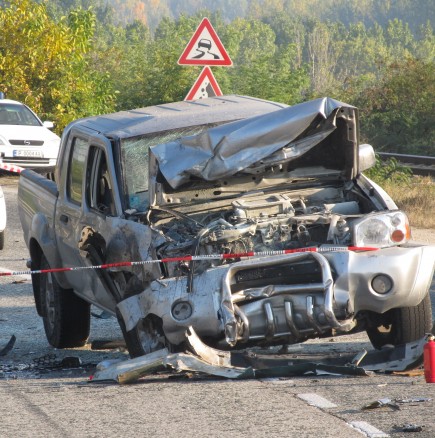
{"left": 221, "top": 251, "right": 349, "bottom": 346}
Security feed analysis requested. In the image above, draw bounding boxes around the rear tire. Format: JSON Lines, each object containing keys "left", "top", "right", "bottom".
{"left": 366, "top": 293, "right": 433, "bottom": 349}
{"left": 0, "top": 230, "right": 5, "bottom": 250}
{"left": 40, "top": 254, "right": 90, "bottom": 348}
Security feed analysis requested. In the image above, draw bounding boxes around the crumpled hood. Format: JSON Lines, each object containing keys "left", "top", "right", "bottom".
{"left": 150, "top": 97, "right": 356, "bottom": 189}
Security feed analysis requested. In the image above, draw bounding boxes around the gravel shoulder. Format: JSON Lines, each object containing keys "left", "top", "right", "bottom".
{"left": 411, "top": 227, "right": 435, "bottom": 244}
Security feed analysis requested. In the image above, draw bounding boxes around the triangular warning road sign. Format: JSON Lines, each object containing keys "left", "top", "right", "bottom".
{"left": 184, "top": 67, "right": 223, "bottom": 101}
{"left": 178, "top": 18, "right": 233, "bottom": 66}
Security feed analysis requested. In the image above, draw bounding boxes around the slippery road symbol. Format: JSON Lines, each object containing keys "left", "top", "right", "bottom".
{"left": 192, "top": 39, "right": 220, "bottom": 60}
{"left": 178, "top": 18, "right": 233, "bottom": 66}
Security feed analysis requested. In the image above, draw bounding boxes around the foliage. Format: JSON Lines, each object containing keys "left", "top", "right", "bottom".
{"left": 365, "top": 156, "right": 413, "bottom": 185}
{"left": 222, "top": 17, "right": 309, "bottom": 103}
{"left": 354, "top": 59, "right": 435, "bottom": 154}
{"left": 47, "top": 0, "right": 434, "bottom": 34}
{"left": 379, "top": 176, "right": 435, "bottom": 229}
{"left": 0, "top": 0, "right": 115, "bottom": 131}
{"left": 0, "top": 0, "right": 433, "bottom": 155}
{"left": 96, "top": 12, "right": 310, "bottom": 108}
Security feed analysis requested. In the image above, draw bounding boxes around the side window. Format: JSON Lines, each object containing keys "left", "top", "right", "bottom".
{"left": 121, "top": 137, "right": 150, "bottom": 210}
{"left": 87, "top": 146, "right": 116, "bottom": 216}
{"left": 67, "top": 138, "right": 88, "bottom": 205}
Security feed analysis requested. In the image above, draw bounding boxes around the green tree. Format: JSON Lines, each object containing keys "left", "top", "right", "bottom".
{"left": 220, "top": 17, "right": 309, "bottom": 103}
{"left": 0, "top": 0, "right": 115, "bottom": 131}
{"left": 415, "top": 21, "right": 435, "bottom": 62}
{"left": 355, "top": 59, "right": 435, "bottom": 154}
{"left": 305, "top": 21, "right": 340, "bottom": 96}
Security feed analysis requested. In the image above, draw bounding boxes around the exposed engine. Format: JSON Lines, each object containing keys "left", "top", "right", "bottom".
{"left": 152, "top": 191, "right": 362, "bottom": 278}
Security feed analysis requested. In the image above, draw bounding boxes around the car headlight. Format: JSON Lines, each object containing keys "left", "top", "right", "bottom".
{"left": 353, "top": 211, "right": 410, "bottom": 248}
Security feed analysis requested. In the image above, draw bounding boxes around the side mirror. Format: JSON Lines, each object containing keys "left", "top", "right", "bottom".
{"left": 359, "top": 143, "right": 376, "bottom": 172}
{"left": 43, "top": 121, "right": 54, "bottom": 129}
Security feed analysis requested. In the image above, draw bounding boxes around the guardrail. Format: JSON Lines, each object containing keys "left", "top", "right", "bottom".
{"left": 378, "top": 152, "right": 435, "bottom": 176}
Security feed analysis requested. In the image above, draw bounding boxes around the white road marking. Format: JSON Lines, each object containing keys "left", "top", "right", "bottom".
{"left": 297, "top": 393, "right": 390, "bottom": 437}
{"left": 349, "top": 421, "right": 389, "bottom": 437}
{"left": 297, "top": 393, "right": 337, "bottom": 408}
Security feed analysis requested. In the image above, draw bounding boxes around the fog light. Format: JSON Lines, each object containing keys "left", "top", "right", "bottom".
{"left": 371, "top": 275, "right": 393, "bottom": 294}
{"left": 172, "top": 301, "right": 193, "bottom": 321}
{"left": 391, "top": 229, "right": 405, "bottom": 242}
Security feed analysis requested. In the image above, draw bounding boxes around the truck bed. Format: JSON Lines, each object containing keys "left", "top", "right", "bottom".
{"left": 18, "top": 169, "right": 58, "bottom": 247}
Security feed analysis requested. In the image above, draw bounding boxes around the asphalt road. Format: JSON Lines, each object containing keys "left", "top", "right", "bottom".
{"left": 1, "top": 176, "right": 435, "bottom": 438}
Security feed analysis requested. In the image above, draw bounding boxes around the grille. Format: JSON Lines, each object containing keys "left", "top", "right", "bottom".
{"left": 232, "top": 259, "right": 322, "bottom": 292}
{"left": 9, "top": 140, "right": 44, "bottom": 146}
{"left": 2, "top": 157, "right": 50, "bottom": 164}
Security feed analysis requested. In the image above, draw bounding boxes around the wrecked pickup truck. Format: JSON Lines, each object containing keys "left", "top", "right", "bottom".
{"left": 18, "top": 95, "right": 434, "bottom": 358}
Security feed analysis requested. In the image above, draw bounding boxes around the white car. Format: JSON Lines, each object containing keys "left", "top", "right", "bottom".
{"left": 0, "top": 185, "right": 6, "bottom": 249}
{"left": 0, "top": 97, "right": 60, "bottom": 169}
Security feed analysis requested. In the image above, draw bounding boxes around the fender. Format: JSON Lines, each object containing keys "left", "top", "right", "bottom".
{"left": 28, "top": 212, "right": 70, "bottom": 290}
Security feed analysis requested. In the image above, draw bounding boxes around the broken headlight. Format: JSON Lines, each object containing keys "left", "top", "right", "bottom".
{"left": 353, "top": 211, "right": 410, "bottom": 248}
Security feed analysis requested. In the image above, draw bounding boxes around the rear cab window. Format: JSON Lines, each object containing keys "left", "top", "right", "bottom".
{"left": 67, "top": 137, "right": 88, "bottom": 205}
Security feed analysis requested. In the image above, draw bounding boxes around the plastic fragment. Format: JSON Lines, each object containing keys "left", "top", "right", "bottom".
{"left": 0, "top": 335, "right": 16, "bottom": 356}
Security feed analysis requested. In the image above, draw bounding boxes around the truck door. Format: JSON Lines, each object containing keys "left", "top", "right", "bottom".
{"left": 55, "top": 128, "right": 121, "bottom": 310}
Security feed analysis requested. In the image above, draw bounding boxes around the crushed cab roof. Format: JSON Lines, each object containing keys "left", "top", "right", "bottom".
{"left": 72, "top": 95, "right": 288, "bottom": 139}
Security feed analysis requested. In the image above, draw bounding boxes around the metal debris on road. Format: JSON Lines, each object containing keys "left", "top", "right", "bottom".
{"left": 1, "top": 352, "right": 88, "bottom": 380}
{"left": 90, "top": 328, "right": 427, "bottom": 384}
{"left": 32, "top": 354, "right": 83, "bottom": 370}
{"left": 363, "top": 397, "right": 432, "bottom": 411}
{"left": 90, "top": 349, "right": 169, "bottom": 384}
{"left": 395, "top": 397, "right": 432, "bottom": 403}
{"left": 362, "top": 398, "right": 401, "bottom": 411}
{"left": 0, "top": 335, "right": 16, "bottom": 356}
{"left": 393, "top": 424, "right": 424, "bottom": 433}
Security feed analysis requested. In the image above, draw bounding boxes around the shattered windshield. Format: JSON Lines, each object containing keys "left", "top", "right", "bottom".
{"left": 120, "top": 124, "right": 219, "bottom": 211}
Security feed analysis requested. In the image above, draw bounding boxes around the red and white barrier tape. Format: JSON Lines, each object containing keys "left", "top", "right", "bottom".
{"left": 0, "top": 161, "right": 25, "bottom": 173}
{"left": 0, "top": 246, "right": 378, "bottom": 277}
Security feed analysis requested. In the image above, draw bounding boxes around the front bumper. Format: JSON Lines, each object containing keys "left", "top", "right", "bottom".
{"left": 1, "top": 156, "right": 57, "bottom": 168}
{"left": 326, "top": 243, "right": 435, "bottom": 314}
{"left": 117, "top": 243, "right": 435, "bottom": 346}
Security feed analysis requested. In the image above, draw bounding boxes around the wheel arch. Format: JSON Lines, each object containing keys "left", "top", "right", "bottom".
{"left": 28, "top": 237, "right": 72, "bottom": 315}
{"left": 28, "top": 238, "right": 43, "bottom": 316}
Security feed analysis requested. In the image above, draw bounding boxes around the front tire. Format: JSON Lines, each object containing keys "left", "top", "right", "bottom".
{"left": 117, "top": 311, "right": 167, "bottom": 358}
{"left": 0, "top": 230, "right": 5, "bottom": 250}
{"left": 366, "top": 293, "right": 433, "bottom": 349}
{"left": 40, "top": 254, "right": 91, "bottom": 348}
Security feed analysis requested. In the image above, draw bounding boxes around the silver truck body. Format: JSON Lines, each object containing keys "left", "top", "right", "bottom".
{"left": 18, "top": 95, "right": 434, "bottom": 355}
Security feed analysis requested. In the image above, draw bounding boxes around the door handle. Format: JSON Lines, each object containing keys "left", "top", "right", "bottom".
{"left": 59, "top": 214, "right": 69, "bottom": 224}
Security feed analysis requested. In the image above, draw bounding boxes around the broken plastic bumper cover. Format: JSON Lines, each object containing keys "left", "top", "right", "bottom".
{"left": 90, "top": 329, "right": 426, "bottom": 384}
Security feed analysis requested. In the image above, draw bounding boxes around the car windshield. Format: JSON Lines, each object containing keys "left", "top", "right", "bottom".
{"left": 0, "top": 103, "right": 41, "bottom": 126}
{"left": 120, "top": 124, "right": 217, "bottom": 211}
